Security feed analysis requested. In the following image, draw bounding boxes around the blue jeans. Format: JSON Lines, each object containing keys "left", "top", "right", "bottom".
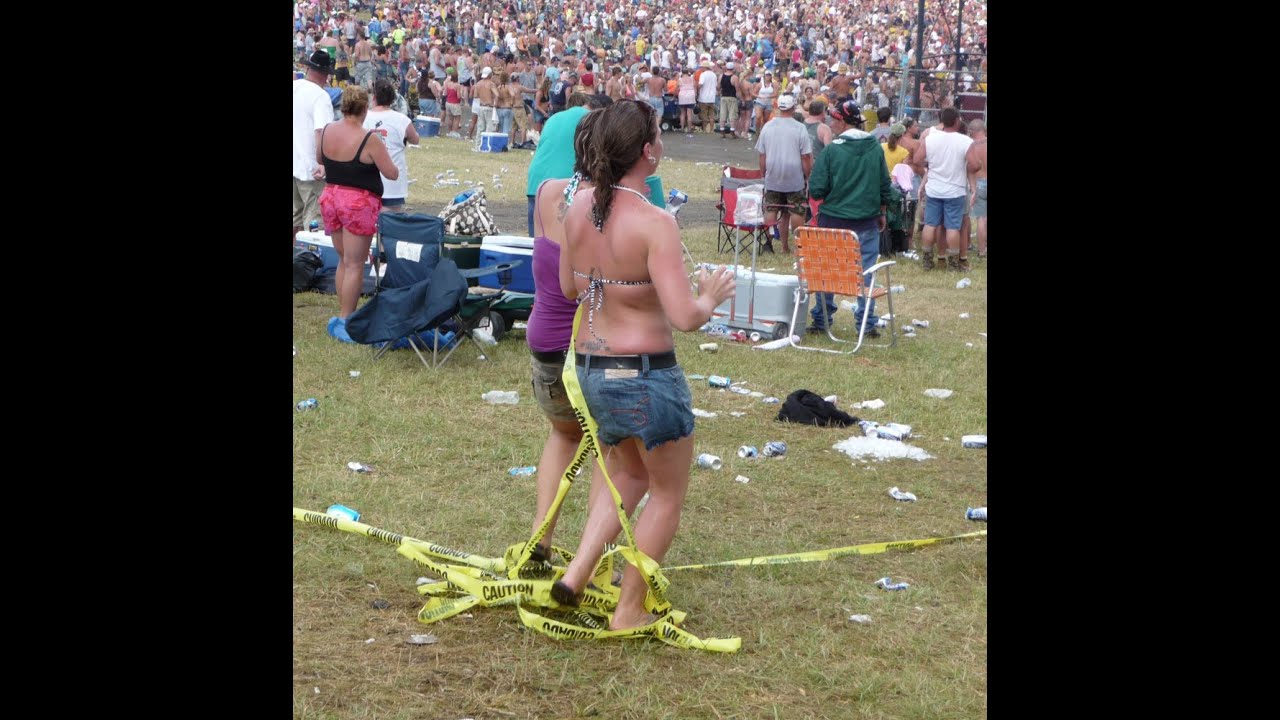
{"left": 498, "top": 107, "right": 514, "bottom": 136}
{"left": 810, "top": 214, "right": 881, "bottom": 331}
{"left": 419, "top": 99, "right": 439, "bottom": 116}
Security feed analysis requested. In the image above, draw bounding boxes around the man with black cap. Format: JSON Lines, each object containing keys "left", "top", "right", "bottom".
{"left": 805, "top": 99, "right": 892, "bottom": 336}
{"left": 293, "top": 50, "right": 337, "bottom": 246}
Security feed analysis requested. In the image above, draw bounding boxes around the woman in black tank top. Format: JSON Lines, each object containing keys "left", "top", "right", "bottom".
{"left": 315, "top": 85, "right": 399, "bottom": 341}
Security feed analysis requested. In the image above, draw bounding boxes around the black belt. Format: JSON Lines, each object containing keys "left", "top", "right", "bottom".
{"left": 531, "top": 349, "right": 568, "bottom": 364}
{"left": 575, "top": 351, "right": 677, "bottom": 370}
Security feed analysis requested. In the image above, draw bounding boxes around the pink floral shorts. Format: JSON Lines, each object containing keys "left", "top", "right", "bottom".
{"left": 319, "top": 184, "right": 382, "bottom": 237}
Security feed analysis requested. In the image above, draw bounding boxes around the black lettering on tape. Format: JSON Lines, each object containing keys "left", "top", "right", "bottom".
{"left": 304, "top": 512, "right": 340, "bottom": 530}
{"left": 540, "top": 621, "right": 597, "bottom": 640}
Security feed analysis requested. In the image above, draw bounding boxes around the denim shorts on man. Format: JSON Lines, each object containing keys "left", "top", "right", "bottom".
{"left": 924, "top": 194, "right": 964, "bottom": 230}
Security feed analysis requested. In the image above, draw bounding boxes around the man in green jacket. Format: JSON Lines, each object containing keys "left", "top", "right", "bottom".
{"left": 806, "top": 99, "right": 893, "bottom": 336}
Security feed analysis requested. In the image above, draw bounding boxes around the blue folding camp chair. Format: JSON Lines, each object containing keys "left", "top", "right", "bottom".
{"left": 346, "top": 212, "right": 520, "bottom": 369}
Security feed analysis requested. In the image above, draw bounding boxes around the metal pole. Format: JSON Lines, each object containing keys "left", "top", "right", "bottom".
{"left": 914, "top": 0, "right": 925, "bottom": 116}
{"left": 955, "top": 0, "right": 964, "bottom": 73}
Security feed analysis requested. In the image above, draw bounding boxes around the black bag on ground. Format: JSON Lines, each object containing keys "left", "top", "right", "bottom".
{"left": 310, "top": 267, "right": 380, "bottom": 297}
{"left": 293, "top": 249, "right": 324, "bottom": 292}
{"left": 776, "top": 390, "right": 862, "bottom": 427}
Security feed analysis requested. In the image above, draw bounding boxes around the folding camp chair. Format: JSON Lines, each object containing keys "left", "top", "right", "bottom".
{"left": 716, "top": 172, "right": 778, "bottom": 254}
{"left": 787, "top": 226, "right": 897, "bottom": 354}
{"left": 346, "top": 212, "right": 521, "bottom": 369}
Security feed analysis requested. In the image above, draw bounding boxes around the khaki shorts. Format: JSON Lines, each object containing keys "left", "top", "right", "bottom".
{"left": 446, "top": 102, "right": 462, "bottom": 116}
{"left": 531, "top": 353, "right": 576, "bottom": 423}
{"left": 293, "top": 177, "right": 325, "bottom": 228}
{"left": 698, "top": 102, "right": 717, "bottom": 123}
{"left": 513, "top": 106, "right": 527, "bottom": 134}
{"left": 719, "top": 96, "right": 739, "bottom": 124}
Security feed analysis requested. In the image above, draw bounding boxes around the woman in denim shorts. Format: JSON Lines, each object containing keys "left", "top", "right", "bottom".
{"left": 549, "top": 99, "right": 737, "bottom": 632}
{"left": 523, "top": 109, "right": 616, "bottom": 564}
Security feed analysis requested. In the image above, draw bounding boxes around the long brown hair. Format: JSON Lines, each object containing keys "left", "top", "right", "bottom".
{"left": 587, "top": 99, "right": 657, "bottom": 230}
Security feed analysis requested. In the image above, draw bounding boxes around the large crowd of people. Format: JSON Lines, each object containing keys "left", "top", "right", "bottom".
{"left": 294, "top": 0, "right": 986, "bottom": 145}
{"left": 293, "top": 0, "right": 989, "bottom": 637}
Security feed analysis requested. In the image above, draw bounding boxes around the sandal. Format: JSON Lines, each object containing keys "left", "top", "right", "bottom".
{"left": 550, "top": 580, "right": 581, "bottom": 607}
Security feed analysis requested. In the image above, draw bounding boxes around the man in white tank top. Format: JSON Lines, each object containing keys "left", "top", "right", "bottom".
{"left": 912, "top": 108, "right": 973, "bottom": 271}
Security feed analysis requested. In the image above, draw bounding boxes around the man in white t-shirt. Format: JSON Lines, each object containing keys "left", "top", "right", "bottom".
{"left": 696, "top": 59, "right": 718, "bottom": 133}
{"left": 912, "top": 107, "right": 974, "bottom": 270}
{"left": 293, "top": 50, "right": 336, "bottom": 245}
{"left": 755, "top": 94, "right": 813, "bottom": 253}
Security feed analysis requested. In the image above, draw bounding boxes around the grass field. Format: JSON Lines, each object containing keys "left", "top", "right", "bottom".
{"left": 294, "top": 147, "right": 987, "bottom": 719}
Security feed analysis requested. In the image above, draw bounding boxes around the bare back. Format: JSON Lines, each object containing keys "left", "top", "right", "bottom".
{"left": 321, "top": 122, "right": 381, "bottom": 165}
{"left": 970, "top": 138, "right": 987, "bottom": 178}
{"left": 563, "top": 190, "right": 684, "bottom": 355}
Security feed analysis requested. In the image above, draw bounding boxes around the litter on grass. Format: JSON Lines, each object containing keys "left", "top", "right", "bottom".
{"left": 833, "top": 436, "right": 934, "bottom": 462}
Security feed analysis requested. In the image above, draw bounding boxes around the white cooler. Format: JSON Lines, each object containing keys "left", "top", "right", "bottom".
{"left": 711, "top": 268, "right": 808, "bottom": 339}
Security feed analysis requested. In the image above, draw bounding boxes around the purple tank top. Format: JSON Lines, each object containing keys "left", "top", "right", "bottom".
{"left": 526, "top": 235, "right": 578, "bottom": 352}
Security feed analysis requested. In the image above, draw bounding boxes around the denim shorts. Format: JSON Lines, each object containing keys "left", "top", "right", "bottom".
{"left": 972, "top": 179, "right": 987, "bottom": 218}
{"left": 530, "top": 354, "right": 576, "bottom": 423}
{"left": 924, "top": 195, "right": 964, "bottom": 230}
{"left": 576, "top": 359, "right": 694, "bottom": 450}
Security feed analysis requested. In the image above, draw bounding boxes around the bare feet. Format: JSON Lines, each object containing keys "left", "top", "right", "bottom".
{"left": 608, "top": 609, "right": 659, "bottom": 632}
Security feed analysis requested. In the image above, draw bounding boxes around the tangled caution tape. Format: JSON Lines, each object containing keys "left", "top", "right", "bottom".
{"left": 294, "top": 506, "right": 983, "bottom": 652}
{"left": 295, "top": 309, "right": 985, "bottom": 652}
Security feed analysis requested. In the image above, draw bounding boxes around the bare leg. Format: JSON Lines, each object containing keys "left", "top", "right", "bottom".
{"left": 530, "top": 418, "right": 585, "bottom": 549}
{"left": 556, "top": 443, "right": 650, "bottom": 598}
{"left": 778, "top": 210, "right": 798, "bottom": 252}
{"left": 338, "top": 230, "right": 373, "bottom": 318}
{"left": 944, "top": 228, "right": 961, "bottom": 264}
{"left": 977, "top": 216, "right": 987, "bottom": 257}
{"left": 764, "top": 207, "right": 780, "bottom": 251}
{"left": 331, "top": 227, "right": 347, "bottom": 305}
{"left": 609, "top": 435, "right": 695, "bottom": 631}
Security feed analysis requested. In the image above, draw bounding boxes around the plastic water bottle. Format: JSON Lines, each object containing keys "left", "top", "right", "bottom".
{"left": 326, "top": 504, "right": 360, "bottom": 522}
{"left": 708, "top": 375, "right": 732, "bottom": 388}
{"left": 508, "top": 466, "right": 537, "bottom": 476}
{"left": 966, "top": 507, "right": 987, "bottom": 522}
{"left": 296, "top": 398, "right": 319, "bottom": 411}
{"left": 874, "top": 577, "right": 910, "bottom": 591}
{"left": 482, "top": 390, "right": 519, "bottom": 404}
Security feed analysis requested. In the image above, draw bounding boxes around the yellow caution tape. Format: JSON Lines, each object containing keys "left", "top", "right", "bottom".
{"left": 297, "top": 503, "right": 984, "bottom": 648}
{"left": 295, "top": 307, "right": 986, "bottom": 651}
{"left": 664, "top": 531, "right": 988, "bottom": 571}
{"left": 293, "top": 507, "right": 504, "bottom": 573}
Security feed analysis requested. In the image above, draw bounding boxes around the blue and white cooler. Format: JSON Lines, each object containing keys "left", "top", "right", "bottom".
{"left": 295, "top": 231, "right": 382, "bottom": 275}
{"left": 294, "top": 230, "right": 341, "bottom": 270}
{"left": 414, "top": 115, "right": 440, "bottom": 137}
{"left": 476, "top": 235, "right": 535, "bottom": 292}
{"left": 478, "top": 131, "right": 509, "bottom": 153}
